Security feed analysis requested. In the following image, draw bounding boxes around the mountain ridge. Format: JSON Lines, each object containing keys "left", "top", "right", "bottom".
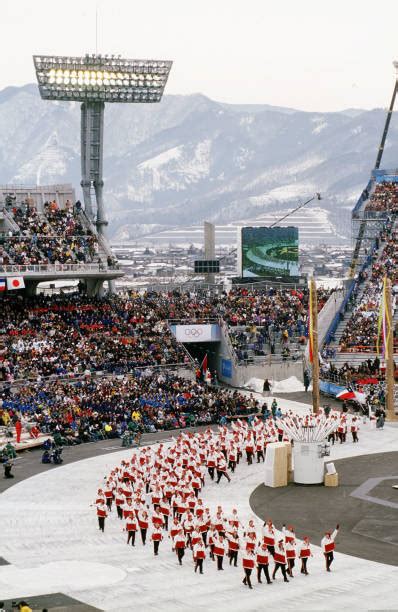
{"left": 0, "top": 84, "right": 397, "bottom": 241}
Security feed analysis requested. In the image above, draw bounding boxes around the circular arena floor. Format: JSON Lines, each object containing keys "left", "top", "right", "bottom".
{"left": 1, "top": 404, "right": 398, "bottom": 611}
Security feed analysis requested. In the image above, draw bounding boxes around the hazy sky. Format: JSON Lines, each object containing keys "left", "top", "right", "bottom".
{"left": 2, "top": 0, "right": 398, "bottom": 111}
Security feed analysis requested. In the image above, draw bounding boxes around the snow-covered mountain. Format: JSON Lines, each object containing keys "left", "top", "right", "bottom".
{"left": 1, "top": 84, "right": 398, "bottom": 241}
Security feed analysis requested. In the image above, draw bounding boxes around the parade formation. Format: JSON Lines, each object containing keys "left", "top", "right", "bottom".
{"left": 94, "top": 414, "right": 346, "bottom": 589}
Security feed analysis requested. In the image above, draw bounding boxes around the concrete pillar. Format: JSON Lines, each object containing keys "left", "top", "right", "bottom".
{"left": 85, "top": 278, "right": 104, "bottom": 297}
{"left": 204, "top": 221, "right": 215, "bottom": 284}
{"left": 24, "top": 281, "right": 39, "bottom": 296}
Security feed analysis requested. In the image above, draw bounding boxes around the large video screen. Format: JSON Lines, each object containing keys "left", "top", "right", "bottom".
{"left": 241, "top": 226, "right": 299, "bottom": 277}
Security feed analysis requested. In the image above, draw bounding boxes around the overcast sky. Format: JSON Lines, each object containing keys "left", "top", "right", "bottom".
{"left": 2, "top": 0, "right": 398, "bottom": 111}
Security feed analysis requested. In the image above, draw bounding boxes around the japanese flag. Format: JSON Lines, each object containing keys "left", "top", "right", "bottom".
{"left": 6, "top": 276, "right": 25, "bottom": 290}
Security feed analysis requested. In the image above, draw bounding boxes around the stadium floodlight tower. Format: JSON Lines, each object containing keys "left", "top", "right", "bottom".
{"left": 33, "top": 54, "right": 172, "bottom": 236}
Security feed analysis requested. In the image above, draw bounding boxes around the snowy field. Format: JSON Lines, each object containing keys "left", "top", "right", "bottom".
{"left": 0, "top": 400, "right": 398, "bottom": 611}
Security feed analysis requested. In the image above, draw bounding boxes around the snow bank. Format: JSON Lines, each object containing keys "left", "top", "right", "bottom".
{"left": 271, "top": 376, "right": 309, "bottom": 393}
{"left": 244, "top": 376, "right": 309, "bottom": 394}
{"left": 242, "top": 377, "right": 265, "bottom": 393}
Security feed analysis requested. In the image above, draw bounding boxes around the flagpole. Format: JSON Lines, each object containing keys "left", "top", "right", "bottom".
{"left": 385, "top": 278, "right": 397, "bottom": 421}
{"left": 310, "top": 277, "right": 320, "bottom": 415}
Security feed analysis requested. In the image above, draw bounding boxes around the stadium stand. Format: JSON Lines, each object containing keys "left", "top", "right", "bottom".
{"left": 0, "top": 285, "right": 333, "bottom": 383}
{"left": 0, "top": 371, "right": 264, "bottom": 444}
{"left": 339, "top": 218, "right": 397, "bottom": 352}
{"left": 365, "top": 180, "right": 398, "bottom": 213}
{"left": 225, "top": 287, "right": 331, "bottom": 363}
{"left": 1, "top": 198, "right": 101, "bottom": 266}
{"left": 0, "top": 293, "right": 189, "bottom": 381}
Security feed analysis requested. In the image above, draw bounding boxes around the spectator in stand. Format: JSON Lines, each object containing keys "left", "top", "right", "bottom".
{"left": 365, "top": 181, "right": 398, "bottom": 214}
{"left": 0, "top": 371, "right": 264, "bottom": 446}
{"left": 339, "top": 222, "right": 397, "bottom": 352}
{"left": 0, "top": 199, "right": 101, "bottom": 267}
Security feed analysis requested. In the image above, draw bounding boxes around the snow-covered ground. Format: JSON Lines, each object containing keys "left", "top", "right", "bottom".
{"left": 0, "top": 414, "right": 397, "bottom": 610}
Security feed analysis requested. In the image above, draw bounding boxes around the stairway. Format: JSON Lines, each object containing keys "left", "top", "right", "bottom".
{"left": 77, "top": 210, "right": 115, "bottom": 267}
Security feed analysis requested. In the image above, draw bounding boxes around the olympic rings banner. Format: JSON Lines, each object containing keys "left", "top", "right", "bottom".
{"left": 173, "top": 324, "right": 221, "bottom": 343}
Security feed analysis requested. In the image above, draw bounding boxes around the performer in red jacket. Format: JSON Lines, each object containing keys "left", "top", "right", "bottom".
{"left": 256, "top": 543, "right": 272, "bottom": 584}
{"left": 138, "top": 509, "right": 149, "bottom": 545}
{"left": 193, "top": 540, "right": 206, "bottom": 574}
{"left": 173, "top": 529, "right": 186, "bottom": 566}
{"left": 272, "top": 539, "right": 289, "bottom": 582}
{"left": 216, "top": 457, "right": 231, "bottom": 483}
{"left": 151, "top": 526, "right": 163, "bottom": 556}
{"left": 125, "top": 515, "right": 138, "bottom": 546}
{"left": 213, "top": 534, "right": 226, "bottom": 570}
{"left": 321, "top": 525, "right": 339, "bottom": 572}
{"left": 299, "top": 536, "right": 312, "bottom": 575}
{"left": 242, "top": 550, "right": 256, "bottom": 589}
{"left": 227, "top": 531, "right": 240, "bottom": 567}
{"left": 96, "top": 500, "right": 107, "bottom": 532}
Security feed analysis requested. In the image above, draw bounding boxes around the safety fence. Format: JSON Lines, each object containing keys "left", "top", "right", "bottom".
{"left": 0, "top": 262, "right": 120, "bottom": 274}
{"left": 0, "top": 361, "right": 194, "bottom": 390}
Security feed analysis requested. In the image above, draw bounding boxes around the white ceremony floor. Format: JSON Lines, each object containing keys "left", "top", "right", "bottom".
{"left": 1, "top": 402, "right": 398, "bottom": 611}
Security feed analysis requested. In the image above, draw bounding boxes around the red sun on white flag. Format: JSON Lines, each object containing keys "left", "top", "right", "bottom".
{"left": 6, "top": 276, "right": 25, "bottom": 290}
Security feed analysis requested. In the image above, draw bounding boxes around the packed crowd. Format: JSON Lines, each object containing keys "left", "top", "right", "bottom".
{"left": 365, "top": 181, "right": 398, "bottom": 213}
{"left": 339, "top": 220, "right": 397, "bottom": 352}
{"left": 0, "top": 371, "right": 264, "bottom": 444}
{"left": 214, "top": 287, "right": 330, "bottom": 362}
{"left": 320, "top": 357, "right": 384, "bottom": 383}
{"left": 0, "top": 293, "right": 189, "bottom": 381}
{"left": 1, "top": 198, "right": 100, "bottom": 266}
{"left": 0, "top": 285, "right": 332, "bottom": 382}
{"left": 94, "top": 416, "right": 344, "bottom": 588}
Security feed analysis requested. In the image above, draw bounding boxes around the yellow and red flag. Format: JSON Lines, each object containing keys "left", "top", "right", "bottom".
{"left": 308, "top": 282, "right": 314, "bottom": 363}
{"left": 376, "top": 276, "right": 392, "bottom": 356}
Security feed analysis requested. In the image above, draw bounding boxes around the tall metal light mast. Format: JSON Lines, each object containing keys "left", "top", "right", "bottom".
{"left": 374, "top": 61, "right": 398, "bottom": 170}
{"left": 33, "top": 54, "right": 172, "bottom": 236}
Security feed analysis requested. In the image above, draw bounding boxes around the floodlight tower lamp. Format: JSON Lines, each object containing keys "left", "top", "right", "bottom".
{"left": 33, "top": 54, "right": 172, "bottom": 234}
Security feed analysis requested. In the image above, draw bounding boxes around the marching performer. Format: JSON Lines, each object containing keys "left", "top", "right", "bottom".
{"left": 96, "top": 499, "right": 107, "bottom": 533}
{"left": 262, "top": 519, "right": 276, "bottom": 557}
{"left": 206, "top": 448, "right": 216, "bottom": 481}
{"left": 193, "top": 538, "right": 206, "bottom": 574}
{"left": 227, "top": 443, "right": 237, "bottom": 473}
{"left": 197, "top": 513, "right": 209, "bottom": 546}
{"left": 321, "top": 524, "right": 339, "bottom": 572}
{"left": 173, "top": 528, "right": 186, "bottom": 566}
{"left": 242, "top": 549, "right": 256, "bottom": 589}
{"left": 245, "top": 434, "right": 254, "bottom": 465}
{"left": 216, "top": 455, "right": 231, "bottom": 483}
{"left": 138, "top": 509, "right": 149, "bottom": 545}
{"left": 272, "top": 539, "right": 289, "bottom": 582}
{"left": 283, "top": 525, "right": 297, "bottom": 577}
{"left": 125, "top": 513, "right": 138, "bottom": 546}
{"left": 256, "top": 542, "right": 272, "bottom": 584}
{"left": 104, "top": 481, "right": 114, "bottom": 511}
{"left": 227, "top": 531, "right": 240, "bottom": 567}
{"left": 115, "top": 487, "right": 125, "bottom": 520}
{"left": 159, "top": 497, "right": 171, "bottom": 531}
{"left": 299, "top": 536, "right": 312, "bottom": 575}
{"left": 213, "top": 533, "right": 226, "bottom": 570}
{"left": 256, "top": 435, "right": 265, "bottom": 463}
{"left": 151, "top": 525, "right": 163, "bottom": 556}
{"left": 351, "top": 417, "right": 359, "bottom": 443}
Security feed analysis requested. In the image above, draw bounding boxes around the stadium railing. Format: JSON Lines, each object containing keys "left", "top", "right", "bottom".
{"left": 0, "top": 362, "right": 193, "bottom": 389}
{"left": 351, "top": 179, "right": 373, "bottom": 219}
{"left": 0, "top": 263, "right": 113, "bottom": 273}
